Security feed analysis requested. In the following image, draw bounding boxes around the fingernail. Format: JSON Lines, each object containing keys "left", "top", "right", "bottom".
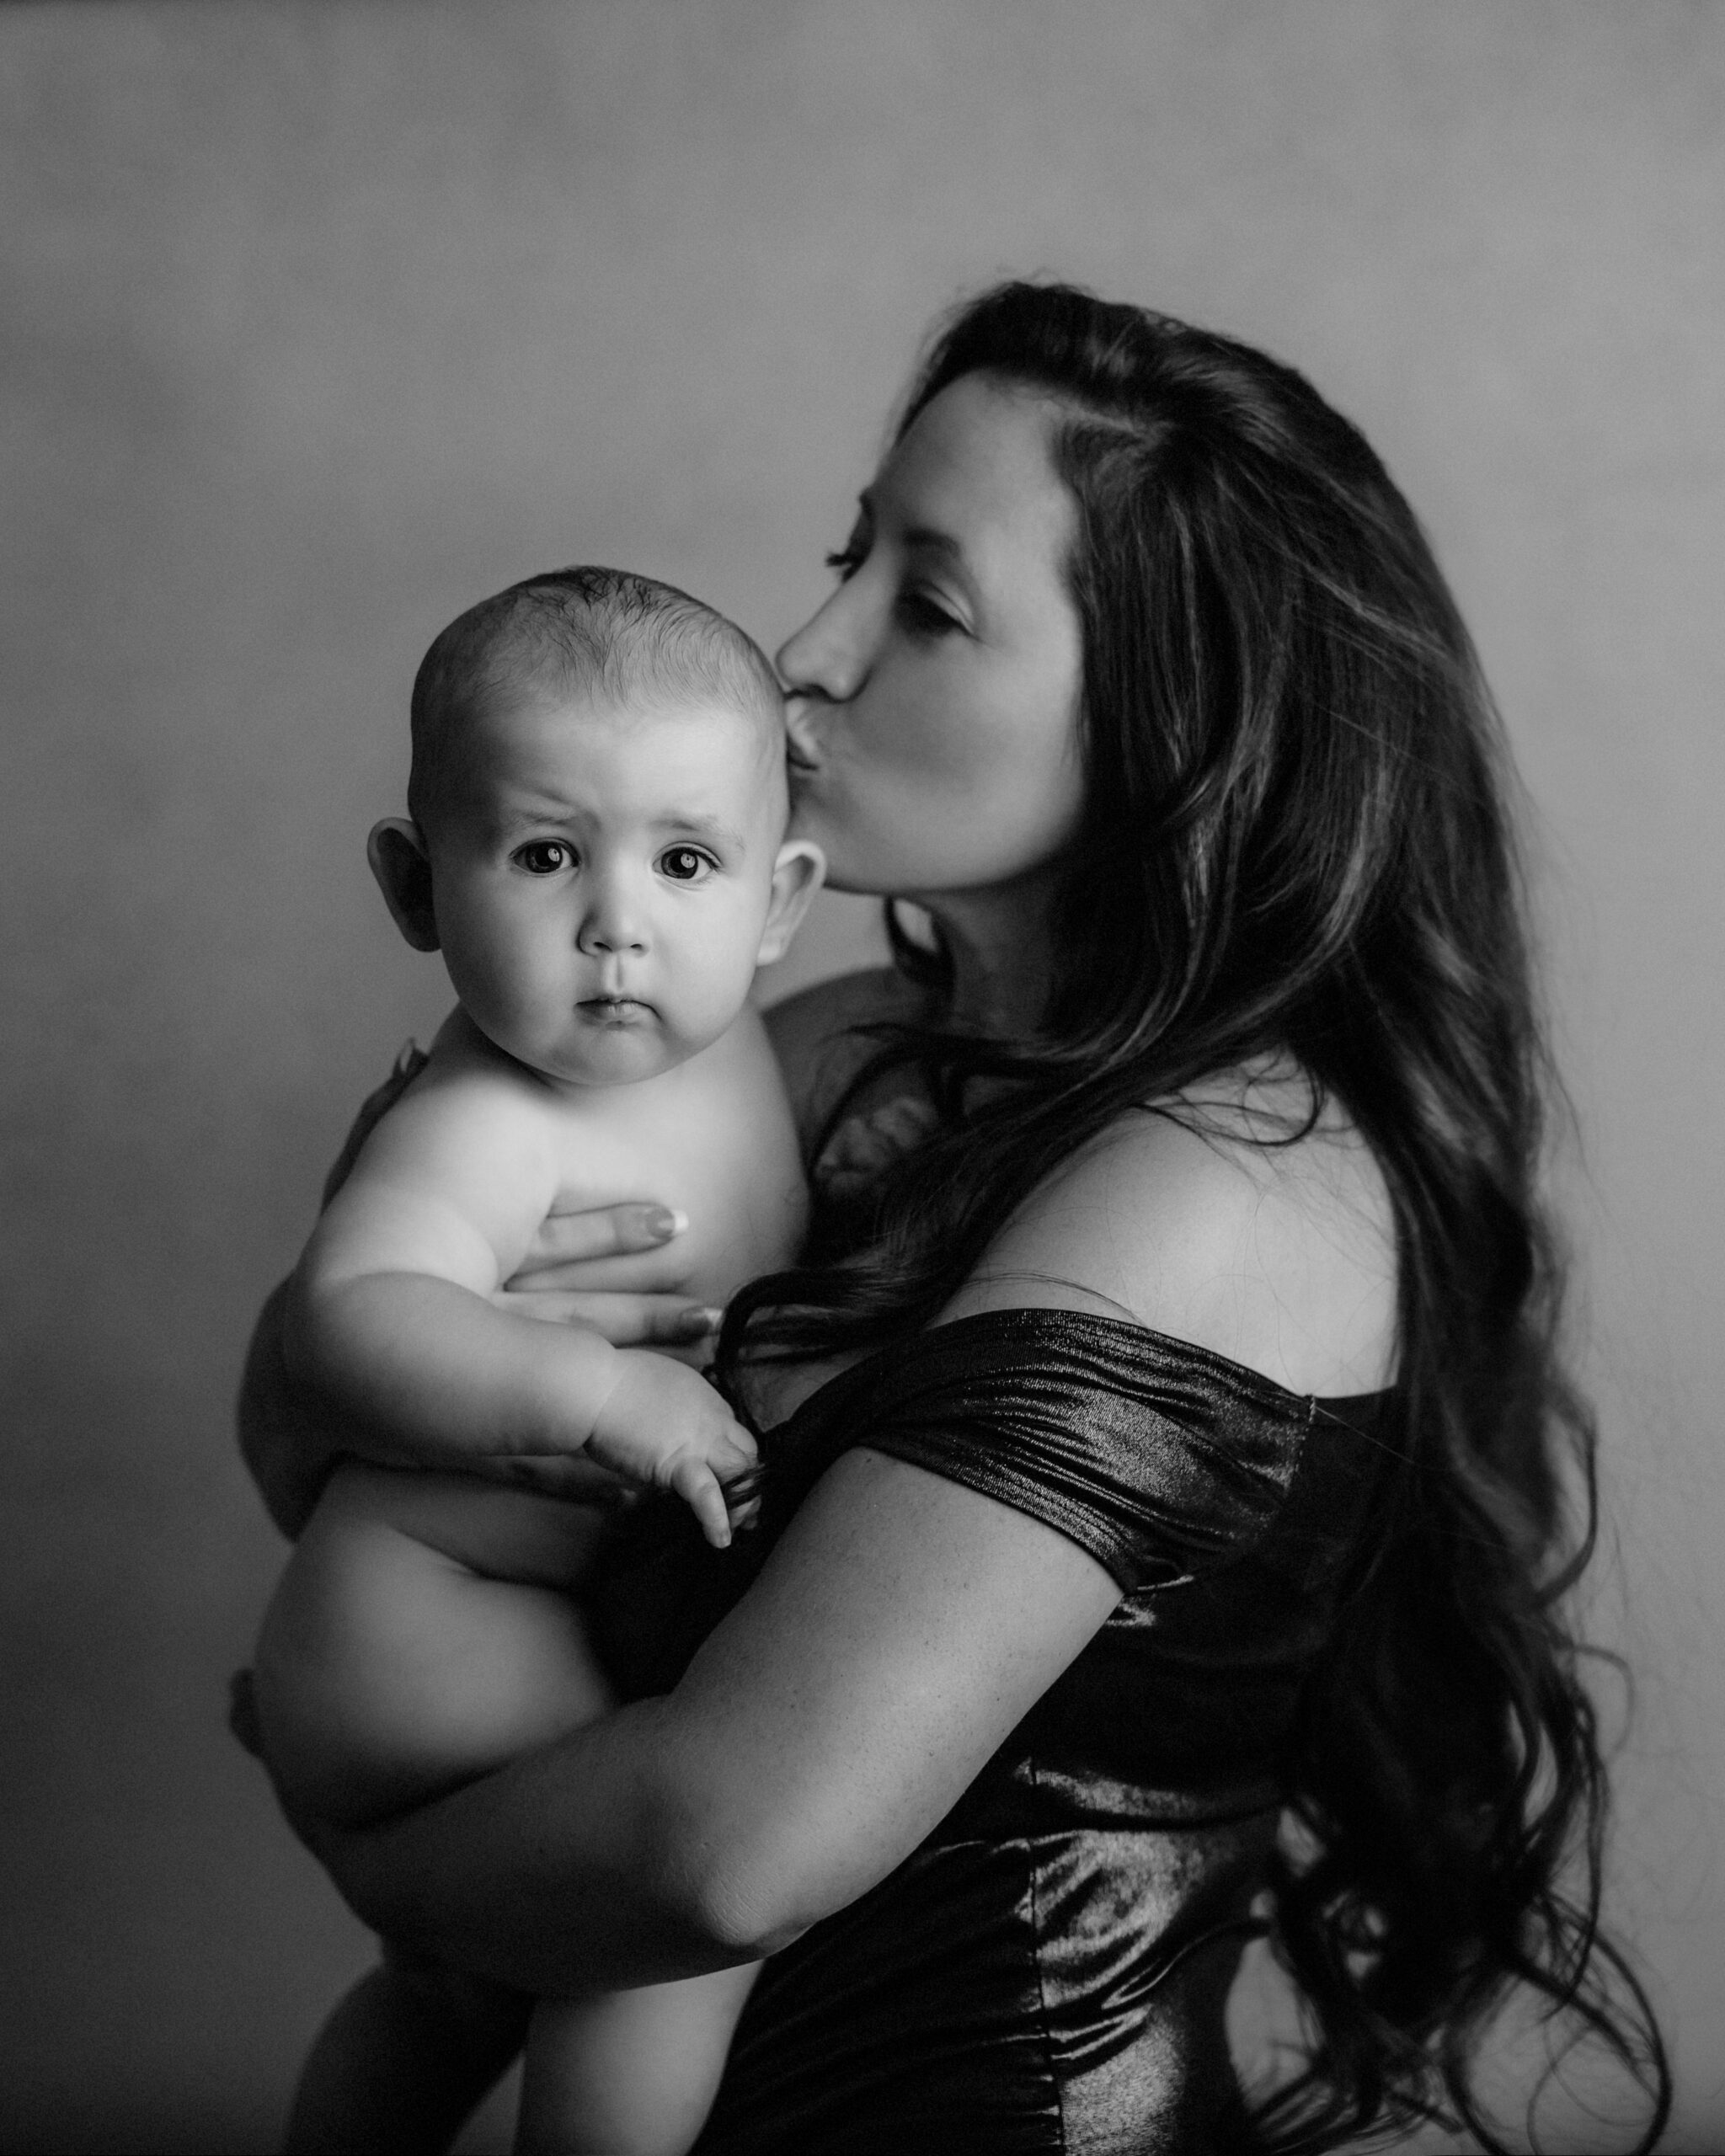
{"left": 649, "top": 1207, "right": 688, "bottom": 1240}
{"left": 690, "top": 1306, "right": 724, "bottom": 1335}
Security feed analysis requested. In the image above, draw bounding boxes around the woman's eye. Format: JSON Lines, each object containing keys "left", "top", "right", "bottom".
{"left": 659, "top": 846, "right": 713, "bottom": 883}
{"left": 512, "top": 840, "right": 574, "bottom": 875}
{"left": 895, "top": 587, "right": 962, "bottom": 637}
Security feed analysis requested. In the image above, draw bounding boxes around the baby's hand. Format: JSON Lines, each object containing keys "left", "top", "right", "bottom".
{"left": 587, "top": 1351, "right": 759, "bottom": 1549}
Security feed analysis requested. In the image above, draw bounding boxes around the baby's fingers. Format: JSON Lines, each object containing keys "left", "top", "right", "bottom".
{"left": 711, "top": 1424, "right": 759, "bottom": 1474}
{"left": 666, "top": 1455, "right": 734, "bottom": 1549}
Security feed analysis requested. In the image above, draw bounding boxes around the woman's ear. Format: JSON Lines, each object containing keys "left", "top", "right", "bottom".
{"left": 756, "top": 840, "right": 826, "bottom": 967}
{"left": 366, "top": 819, "right": 441, "bottom": 952}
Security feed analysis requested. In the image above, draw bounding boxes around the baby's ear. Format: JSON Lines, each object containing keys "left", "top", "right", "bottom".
{"left": 366, "top": 819, "right": 441, "bottom": 952}
{"left": 756, "top": 840, "right": 826, "bottom": 967}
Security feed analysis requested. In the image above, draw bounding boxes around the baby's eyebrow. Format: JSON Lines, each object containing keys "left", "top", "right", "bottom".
{"left": 652, "top": 809, "right": 746, "bottom": 848}
{"left": 494, "top": 798, "right": 579, "bottom": 829}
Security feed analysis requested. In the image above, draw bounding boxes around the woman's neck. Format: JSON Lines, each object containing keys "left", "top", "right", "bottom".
{"left": 914, "top": 878, "right": 1058, "bottom": 1038}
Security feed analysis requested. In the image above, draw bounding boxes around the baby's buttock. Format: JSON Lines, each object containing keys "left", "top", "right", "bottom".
{"left": 307, "top": 1460, "right": 613, "bottom": 1591}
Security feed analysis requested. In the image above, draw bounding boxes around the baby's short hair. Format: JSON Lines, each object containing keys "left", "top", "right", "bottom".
{"left": 408, "top": 567, "right": 782, "bottom": 827}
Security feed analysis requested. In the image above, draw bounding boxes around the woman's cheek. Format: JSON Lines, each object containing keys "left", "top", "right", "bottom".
{"left": 824, "top": 773, "right": 977, "bottom": 892}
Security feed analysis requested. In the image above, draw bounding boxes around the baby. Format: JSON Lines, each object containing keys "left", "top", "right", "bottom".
{"left": 253, "top": 568, "right": 824, "bottom": 2155}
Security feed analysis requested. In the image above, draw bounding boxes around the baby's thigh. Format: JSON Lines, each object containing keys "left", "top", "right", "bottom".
{"left": 254, "top": 1463, "right": 615, "bottom": 1823}
{"left": 517, "top": 1965, "right": 761, "bottom": 2156}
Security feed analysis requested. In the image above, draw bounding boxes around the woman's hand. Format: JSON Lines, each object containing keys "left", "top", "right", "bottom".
{"left": 493, "top": 1202, "right": 724, "bottom": 1350}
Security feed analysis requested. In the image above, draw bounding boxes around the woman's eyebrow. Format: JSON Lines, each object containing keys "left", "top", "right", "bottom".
{"left": 900, "top": 526, "right": 965, "bottom": 567}
{"left": 862, "top": 487, "right": 965, "bottom": 564}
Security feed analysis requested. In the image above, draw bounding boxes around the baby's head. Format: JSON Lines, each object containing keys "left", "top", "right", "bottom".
{"left": 370, "top": 568, "right": 824, "bottom": 1086}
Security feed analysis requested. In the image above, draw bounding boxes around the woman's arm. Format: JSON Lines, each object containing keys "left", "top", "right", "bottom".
{"left": 291, "top": 1441, "right": 1124, "bottom": 1992}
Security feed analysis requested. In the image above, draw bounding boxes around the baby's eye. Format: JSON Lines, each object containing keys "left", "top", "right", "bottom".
{"left": 512, "top": 840, "right": 574, "bottom": 875}
{"left": 659, "top": 846, "right": 713, "bottom": 883}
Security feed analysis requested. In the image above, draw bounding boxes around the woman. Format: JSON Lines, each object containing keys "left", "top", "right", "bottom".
{"left": 242, "top": 282, "right": 1667, "bottom": 2152}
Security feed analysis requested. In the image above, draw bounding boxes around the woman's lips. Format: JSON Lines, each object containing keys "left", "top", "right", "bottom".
{"left": 782, "top": 696, "right": 822, "bottom": 772}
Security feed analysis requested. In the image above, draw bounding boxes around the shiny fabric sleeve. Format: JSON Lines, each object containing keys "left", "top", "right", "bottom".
{"left": 774, "top": 1310, "right": 1317, "bottom": 1593}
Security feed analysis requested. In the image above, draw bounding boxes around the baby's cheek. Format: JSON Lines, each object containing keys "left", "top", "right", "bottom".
{"left": 470, "top": 942, "right": 567, "bottom": 1061}
{"left": 669, "top": 941, "right": 757, "bottom": 1050}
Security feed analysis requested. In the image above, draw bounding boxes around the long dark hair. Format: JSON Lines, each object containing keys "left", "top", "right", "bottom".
{"left": 722, "top": 282, "right": 1667, "bottom": 2151}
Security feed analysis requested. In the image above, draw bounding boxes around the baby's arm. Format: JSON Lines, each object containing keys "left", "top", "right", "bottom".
{"left": 283, "top": 1071, "right": 756, "bottom": 1545}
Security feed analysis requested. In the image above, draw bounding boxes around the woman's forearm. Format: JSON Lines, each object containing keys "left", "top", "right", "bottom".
{"left": 318, "top": 1694, "right": 794, "bottom": 1994}
{"left": 300, "top": 1444, "right": 1123, "bottom": 2000}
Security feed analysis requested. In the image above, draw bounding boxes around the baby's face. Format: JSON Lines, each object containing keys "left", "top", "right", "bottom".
{"left": 421, "top": 689, "right": 790, "bottom": 1086}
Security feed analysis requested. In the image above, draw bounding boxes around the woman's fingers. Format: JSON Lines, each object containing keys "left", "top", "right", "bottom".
{"left": 514, "top": 1202, "right": 688, "bottom": 1274}
{"left": 492, "top": 1287, "right": 723, "bottom": 1345}
{"left": 501, "top": 1200, "right": 723, "bottom": 1348}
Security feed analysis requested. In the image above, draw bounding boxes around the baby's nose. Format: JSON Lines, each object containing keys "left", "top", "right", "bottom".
{"left": 581, "top": 918, "right": 649, "bottom": 954}
{"left": 578, "top": 891, "right": 649, "bottom": 954}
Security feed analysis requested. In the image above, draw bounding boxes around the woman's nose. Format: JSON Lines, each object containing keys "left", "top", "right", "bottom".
{"left": 775, "top": 580, "right": 873, "bottom": 705}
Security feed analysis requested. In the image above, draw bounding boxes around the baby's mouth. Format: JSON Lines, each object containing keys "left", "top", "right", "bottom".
{"left": 579, "top": 995, "right": 654, "bottom": 1027}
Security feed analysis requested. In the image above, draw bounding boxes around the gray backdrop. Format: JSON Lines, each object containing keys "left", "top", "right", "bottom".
{"left": 3, "top": 4, "right": 1721, "bottom": 2149}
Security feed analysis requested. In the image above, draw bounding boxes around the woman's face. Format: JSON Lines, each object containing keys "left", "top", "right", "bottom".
{"left": 777, "top": 373, "right": 1087, "bottom": 900}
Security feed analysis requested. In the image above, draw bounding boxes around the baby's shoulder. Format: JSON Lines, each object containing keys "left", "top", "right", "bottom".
{"left": 366, "top": 1012, "right": 565, "bottom": 1164}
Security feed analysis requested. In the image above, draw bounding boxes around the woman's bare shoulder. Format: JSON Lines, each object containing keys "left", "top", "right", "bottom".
{"left": 761, "top": 967, "right": 921, "bottom": 1139}
{"left": 947, "top": 1064, "right": 1398, "bottom": 1398}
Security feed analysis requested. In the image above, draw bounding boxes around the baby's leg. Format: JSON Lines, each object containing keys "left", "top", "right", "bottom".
{"left": 259, "top": 1463, "right": 621, "bottom": 2153}
{"left": 515, "top": 1964, "right": 761, "bottom": 2156}
{"left": 284, "top": 1949, "right": 527, "bottom": 2156}
{"left": 254, "top": 1460, "right": 615, "bottom": 1823}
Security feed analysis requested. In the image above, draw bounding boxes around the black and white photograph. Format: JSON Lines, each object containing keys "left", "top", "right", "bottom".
{"left": 3, "top": 5, "right": 1721, "bottom": 2150}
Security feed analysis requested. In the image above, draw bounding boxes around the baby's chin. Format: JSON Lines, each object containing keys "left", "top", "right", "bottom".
{"left": 505, "top": 1012, "right": 711, "bottom": 1090}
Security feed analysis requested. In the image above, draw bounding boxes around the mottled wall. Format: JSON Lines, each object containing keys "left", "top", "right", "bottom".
{"left": 3, "top": 4, "right": 1721, "bottom": 2148}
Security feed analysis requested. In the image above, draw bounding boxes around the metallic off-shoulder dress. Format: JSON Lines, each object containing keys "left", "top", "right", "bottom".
{"left": 590, "top": 1306, "right": 1389, "bottom": 2155}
